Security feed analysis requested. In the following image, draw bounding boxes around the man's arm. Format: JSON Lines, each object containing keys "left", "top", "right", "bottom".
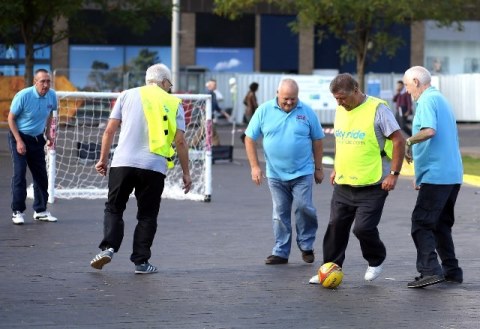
{"left": 382, "top": 130, "right": 405, "bottom": 191}
{"left": 95, "top": 118, "right": 120, "bottom": 176}
{"left": 312, "top": 139, "right": 324, "bottom": 184}
{"left": 245, "top": 136, "right": 263, "bottom": 185}
{"left": 7, "top": 112, "right": 26, "bottom": 155}
{"left": 174, "top": 129, "right": 192, "bottom": 194}
{"left": 405, "top": 128, "right": 436, "bottom": 164}
{"left": 45, "top": 113, "right": 54, "bottom": 147}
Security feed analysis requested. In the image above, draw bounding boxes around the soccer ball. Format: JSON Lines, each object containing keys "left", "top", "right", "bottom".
{"left": 318, "top": 262, "right": 344, "bottom": 289}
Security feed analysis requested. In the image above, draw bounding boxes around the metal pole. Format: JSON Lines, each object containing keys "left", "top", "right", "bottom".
{"left": 171, "top": 0, "right": 180, "bottom": 93}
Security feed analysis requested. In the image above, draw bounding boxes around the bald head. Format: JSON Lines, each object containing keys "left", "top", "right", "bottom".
{"left": 277, "top": 79, "right": 299, "bottom": 112}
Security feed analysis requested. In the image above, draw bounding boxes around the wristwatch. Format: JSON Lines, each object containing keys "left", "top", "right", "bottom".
{"left": 390, "top": 170, "right": 400, "bottom": 176}
{"left": 406, "top": 138, "right": 412, "bottom": 146}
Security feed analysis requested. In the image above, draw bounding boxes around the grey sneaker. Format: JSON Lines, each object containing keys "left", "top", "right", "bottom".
{"left": 12, "top": 211, "right": 25, "bottom": 225}
{"left": 135, "top": 262, "right": 158, "bottom": 274}
{"left": 90, "top": 248, "right": 114, "bottom": 270}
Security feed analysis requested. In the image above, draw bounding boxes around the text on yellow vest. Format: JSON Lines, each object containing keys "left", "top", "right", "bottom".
{"left": 334, "top": 96, "right": 393, "bottom": 185}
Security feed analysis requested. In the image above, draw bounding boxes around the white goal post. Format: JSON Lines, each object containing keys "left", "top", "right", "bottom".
{"left": 44, "top": 91, "right": 213, "bottom": 202}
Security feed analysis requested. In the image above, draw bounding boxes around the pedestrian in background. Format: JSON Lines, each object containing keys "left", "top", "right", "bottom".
{"left": 7, "top": 68, "right": 58, "bottom": 225}
{"left": 206, "top": 79, "right": 231, "bottom": 122}
{"left": 90, "top": 63, "right": 192, "bottom": 274}
{"left": 393, "top": 80, "right": 412, "bottom": 135}
{"left": 403, "top": 66, "right": 463, "bottom": 288}
{"left": 241, "top": 81, "right": 259, "bottom": 143}
{"left": 317, "top": 73, "right": 405, "bottom": 283}
{"left": 244, "top": 78, "right": 325, "bottom": 265}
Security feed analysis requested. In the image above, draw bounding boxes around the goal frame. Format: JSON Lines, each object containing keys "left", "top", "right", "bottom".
{"left": 47, "top": 91, "right": 213, "bottom": 202}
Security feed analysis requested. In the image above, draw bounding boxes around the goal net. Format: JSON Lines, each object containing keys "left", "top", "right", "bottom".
{"left": 41, "top": 91, "right": 212, "bottom": 202}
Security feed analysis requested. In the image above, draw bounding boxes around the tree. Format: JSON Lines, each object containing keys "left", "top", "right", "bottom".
{"left": 213, "top": 0, "right": 476, "bottom": 91}
{"left": 0, "top": 0, "right": 169, "bottom": 86}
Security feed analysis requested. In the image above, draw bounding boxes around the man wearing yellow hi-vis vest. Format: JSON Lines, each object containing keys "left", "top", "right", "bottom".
{"left": 90, "top": 64, "right": 192, "bottom": 275}
{"left": 322, "top": 73, "right": 405, "bottom": 283}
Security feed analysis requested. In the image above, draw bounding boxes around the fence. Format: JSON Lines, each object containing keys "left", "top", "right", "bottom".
{"left": 2, "top": 72, "right": 480, "bottom": 126}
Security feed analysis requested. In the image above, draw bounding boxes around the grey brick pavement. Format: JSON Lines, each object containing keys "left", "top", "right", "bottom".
{"left": 1, "top": 125, "right": 479, "bottom": 328}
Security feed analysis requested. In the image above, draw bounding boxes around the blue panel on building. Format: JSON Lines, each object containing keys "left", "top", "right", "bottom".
{"left": 260, "top": 15, "right": 298, "bottom": 73}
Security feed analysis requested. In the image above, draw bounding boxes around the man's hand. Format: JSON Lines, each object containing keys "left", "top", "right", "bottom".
{"left": 381, "top": 175, "right": 398, "bottom": 192}
{"left": 314, "top": 169, "right": 324, "bottom": 184}
{"left": 405, "top": 144, "right": 413, "bottom": 164}
{"left": 251, "top": 166, "right": 264, "bottom": 186}
{"left": 329, "top": 170, "right": 336, "bottom": 185}
{"left": 183, "top": 174, "right": 192, "bottom": 194}
{"left": 95, "top": 160, "right": 108, "bottom": 176}
{"left": 16, "top": 140, "right": 26, "bottom": 155}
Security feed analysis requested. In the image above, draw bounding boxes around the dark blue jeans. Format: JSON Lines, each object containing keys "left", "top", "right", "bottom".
{"left": 99, "top": 167, "right": 165, "bottom": 265}
{"left": 323, "top": 184, "right": 388, "bottom": 267}
{"left": 411, "top": 183, "right": 462, "bottom": 278}
{"left": 8, "top": 131, "right": 49, "bottom": 213}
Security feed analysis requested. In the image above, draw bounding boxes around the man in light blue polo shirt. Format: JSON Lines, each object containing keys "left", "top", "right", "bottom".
{"left": 245, "top": 78, "right": 325, "bottom": 265}
{"left": 8, "top": 68, "right": 58, "bottom": 225}
{"left": 403, "top": 66, "right": 463, "bottom": 288}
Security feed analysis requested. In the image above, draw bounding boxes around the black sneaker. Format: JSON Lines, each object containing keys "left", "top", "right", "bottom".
{"left": 445, "top": 275, "right": 463, "bottom": 283}
{"left": 301, "top": 250, "right": 315, "bottom": 263}
{"left": 265, "top": 255, "right": 288, "bottom": 265}
{"left": 407, "top": 274, "right": 445, "bottom": 288}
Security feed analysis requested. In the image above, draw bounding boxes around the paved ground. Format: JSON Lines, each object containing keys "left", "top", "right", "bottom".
{"left": 0, "top": 124, "right": 479, "bottom": 329}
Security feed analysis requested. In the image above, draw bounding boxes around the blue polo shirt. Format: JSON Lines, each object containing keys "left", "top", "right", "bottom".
{"left": 245, "top": 98, "right": 324, "bottom": 180}
{"left": 412, "top": 86, "right": 463, "bottom": 185}
{"left": 10, "top": 86, "right": 57, "bottom": 136}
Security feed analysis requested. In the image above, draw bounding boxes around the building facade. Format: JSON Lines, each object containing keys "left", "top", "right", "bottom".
{"left": 1, "top": 1, "right": 480, "bottom": 93}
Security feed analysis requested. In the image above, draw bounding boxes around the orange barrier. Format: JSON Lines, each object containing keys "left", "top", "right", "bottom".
{"left": 0, "top": 75, "right": 77, "bottom": 126}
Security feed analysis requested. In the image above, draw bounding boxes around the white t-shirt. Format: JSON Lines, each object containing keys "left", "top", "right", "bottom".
{"left": 109, "top": 87, "right": 185, "bottom": 174}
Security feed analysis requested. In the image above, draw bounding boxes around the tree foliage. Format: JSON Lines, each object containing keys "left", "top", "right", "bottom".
{"left": 85, "top": 48, "right": 160, "bottom": 91}
{"left": 0, "top": 0, "right": 170, "bottom": 86}
{"left": 214, "top": 0, "right": 476, "bottom": 91}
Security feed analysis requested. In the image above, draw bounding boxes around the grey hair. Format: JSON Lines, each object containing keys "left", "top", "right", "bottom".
{"left": 404, "top": 66, "right": 431, "bottom": 86}
{"left": 145, "top": 63, "right": 171, "bottom": 85}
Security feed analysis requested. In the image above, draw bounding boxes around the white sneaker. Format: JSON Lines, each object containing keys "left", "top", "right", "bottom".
{"left": 12, "top": 211, "right": 25, "bottom": 225}
{"left": 309, "top": 274, "right": 320, "bottom": 284}
{"left": 33, "top": 211, "right": 58, "bottom": 222}
{"left": 364, "top": 264, "right": 383, "bottom": 281}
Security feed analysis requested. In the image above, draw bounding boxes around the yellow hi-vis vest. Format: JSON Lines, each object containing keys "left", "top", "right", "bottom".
{"left": 140, "top": 85, "right": 181, "bottom": 169}
{"left": 334, "top": 96, "right": 393, "bottom": 186}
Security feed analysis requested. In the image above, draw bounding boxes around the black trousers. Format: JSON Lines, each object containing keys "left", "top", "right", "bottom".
{"left": 323, "top": 184, "right": 388, "bottom": 267}
{"left": 411, "top": 183, "right": 462, "bottom": 277}
{"left": 99, "top": 167, "right": 165, "bottom": 265}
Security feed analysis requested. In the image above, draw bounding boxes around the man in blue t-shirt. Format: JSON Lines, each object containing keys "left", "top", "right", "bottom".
{"left": 8, "top": 69, "right": 58, "bottom": 225}
{"left": 403, "top": 66, "right": 463, "bottom": 288}
{"left": 244, "top": 78, "right": 325, "bottom": 265}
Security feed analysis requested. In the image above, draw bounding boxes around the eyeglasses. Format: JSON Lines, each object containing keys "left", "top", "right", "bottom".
{"left": 165, "top": 79, "right": 173, "bottom": 89}
{"left": 36, "top": 79, "right": 51, "bottom": 84}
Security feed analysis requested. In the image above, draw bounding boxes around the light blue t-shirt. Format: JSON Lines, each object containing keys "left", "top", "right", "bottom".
{"left": 245, "top": 98, "right": 325, "bottom": 180}
{"left": 110, "top": 87, "right": 186, "bottom": 175}
{"left": 412, "top": 86, "right": 463, "bottom": 185}
{"left": 10, "top": 86, "right": 57, "bottom": 136}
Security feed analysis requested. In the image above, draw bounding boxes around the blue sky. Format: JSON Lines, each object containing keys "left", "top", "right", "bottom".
{"left": 196, "top": 48, "right": 254, "bottom": 72}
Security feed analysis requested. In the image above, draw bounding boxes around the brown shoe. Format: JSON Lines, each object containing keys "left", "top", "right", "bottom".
{"left": 265, "top": 255, "right": 288, "bottom": 265}
{"left": 301, "top": 250, "right": 315, "bottom": 263}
